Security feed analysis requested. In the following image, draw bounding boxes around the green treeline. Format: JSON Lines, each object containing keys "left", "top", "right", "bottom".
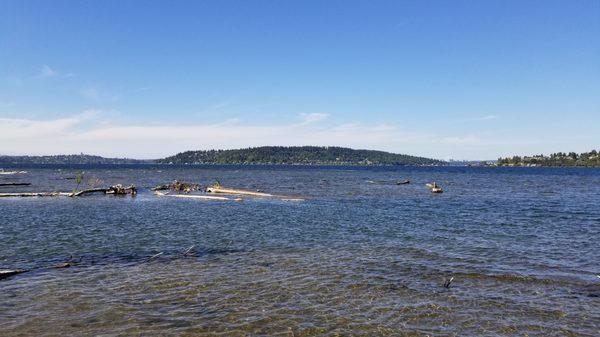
{"left": 0, "top": 154, "right": 148, "bottom": 165}
{"left": 158, "top": 146, "right": 444, "bottom": 166}
{"left": 497, "top": 150, "right": 600, "bottom": 167}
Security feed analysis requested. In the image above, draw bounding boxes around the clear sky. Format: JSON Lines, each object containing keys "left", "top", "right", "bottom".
{"left": 1, "top": 0, "right": 598, "bottom": 159}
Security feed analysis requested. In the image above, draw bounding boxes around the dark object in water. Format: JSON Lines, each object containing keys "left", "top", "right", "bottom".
{"left": 152, "top": 180, "right": 200, "bottom": 193}
{"left": 0, "top": 182, "right": 31, "bottom": 186}
{"left": 0, "top": 269, "right": 28, "bottom": 280}
{"left": 426, "top": 182, "right": 444, "bottom": 193}
{"left": 396, "top": 180, "right": 410, "bottom": 185}
{"left": 71, "top": 184, "right": 137, "bottom": 197}
{"left": 443, "top": 276, "right": 454, "bottom": 288}
{"left": 0, "top": 192, "right": 72, "bottom": 198}
{"left": 53, "top": 262, "right": 74, "bottom": 269}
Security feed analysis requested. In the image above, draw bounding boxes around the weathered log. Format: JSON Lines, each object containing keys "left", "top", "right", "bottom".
{"left": 206, "top": 184, "right": 304, "bottom": 201}
{"left": 0, "top": 170, "right": 27, "bottom": 175}
{"left": 206, "top": 185, "right": 274, "bottom": 197}
{"left": 154, "top": 190, "right": 240, "bottom": 201}
{"left": 106, "top": 184, "right": 137, "bottom": 195}
{"left": 0, "top": 192, "right": 71, "bottom": 198}
{"left": 152, "top": 180, "right": 200, "bottom": 193}
{"left": 0, "top": 182, "right": 31, "bottom": 186}
{"left": 71, "top": 184, "right": 137, "bottom": 197}
{"left": 52, "top": 262, "right": 74, "bottom": 269}
{"left": 70, "top": 188, "right": 109, "bottom": 196}
{"left": 0, "top": 269, "right": 28, "bottom": 280}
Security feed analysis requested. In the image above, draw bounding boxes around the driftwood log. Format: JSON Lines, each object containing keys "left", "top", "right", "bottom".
{"left": 0, "top": 269, "right": 28, "bottom": 280}
{"left": 205, "top": 183, "right": 304, "bottom": 201}
{"left": 0, "top": 192, "right": 71, "bottom": 198}
{"left": 0, "top": 182, "right": 31, "bottom": 186}
{"left": 206, "top": 185, "right": 274, "bottom": 197}
{"left": 71, "top": 184, "right": 137, "bottom": 197}
{"left": 154, "top": 190, "right": 239, "bottom": 201}
{"left": 152, "top": 180, "right": 200, "bottom": 193}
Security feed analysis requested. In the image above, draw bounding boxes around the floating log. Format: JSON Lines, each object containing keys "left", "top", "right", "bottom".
{"left": 0, "top": 182, "right": 31, "bottom": 187}
{"left": 396, "top": 180, "right": 410, "bottom": 185}
{"left": 206, "top": 183, "right": 304, "bottom": 201}
{"left": 71, "top": 184, "right": 137, "bottom": 197}
{"left": 0, "top": 183, "right": 31, "bottom": 186}
{"left": 0, "top": 192, "right": 71, "bottom": 198}
{"left": 0, "top": 170, "right": 27, "bottom": 175}
{"left": 206, "top": 185, "right": 274, "bottom": 197}
{"left": 0, "top": 269, "right": 27, "bottom": 280}
{"left": 52, "top": 262, "right": 74, "bottom": 269}
{"left": 152, "top": 180, "right": 200, "bottom": 193}
{"left": 154, "top": 190, "right": 240, "bottom": 201}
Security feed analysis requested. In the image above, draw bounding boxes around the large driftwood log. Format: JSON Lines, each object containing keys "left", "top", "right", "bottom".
{"left": 0, "top": 171, "right": 27, "bottom": 175}
{"left": 154, "top": 190, "right": 239, "bottom": 201}
{"left": 206, "top": 185, "right": 274, "bottom": 197}
{"left": 71, "top": 184, "right": 137, "bottom": 197}
{"left": 205, "top": 183, "right": 304, "bottom": 201}
{"left": 152, "top": 180, "right": 200, "bottom": 193}
{"left": 0, "top": 192, "right": 71, "bottom": 198}
{"left": 0, "top": 182, "right": 31, "bottom": 186}
{"left": 0, "top": 269, "right": 28, "bottom": 280}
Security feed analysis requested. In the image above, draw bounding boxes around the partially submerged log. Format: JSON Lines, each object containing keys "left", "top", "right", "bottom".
{"left": 154, "top": 190, "right": 240, "bottom": 201}
{"left": 152, "top": 180, "right": 200, "bottom": 193}
{"left": 0, "top": 269, "right": 28, "bottom": 280}
{"left": 206, "top": 185, "right": 274, "bottom": 197}
{"left": 71, "top": 184, "right": 137, "bottom": 197}
{"left": 0, "top": 192, "right": 71, "bottom": 198}
{"left": 0, "top": 170, "right": 27, "bottom": 175}
{"left": 1, "top": 184, "right": 137, "bottom": 198}
{"left": 53, "top": 262, "right": 74, "bottom": 269}
{"left": 206, "top": 183, "right": 304, "bottom": 201}
{"left": 396, "top": 180, "right": 410, "bottom": 185}
{"left": 0, "top": 182, "right": 31, "bottom": 186}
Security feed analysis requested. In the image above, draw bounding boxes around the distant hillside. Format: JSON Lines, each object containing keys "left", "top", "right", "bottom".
{"left": 158, "top": 146, "right": 445, "bottom": 166}
{"left": 0, "top": 154, "right": 149, "bottom": 165}
{"left": 497, "top": 150, "right": 600, "bottom": 167}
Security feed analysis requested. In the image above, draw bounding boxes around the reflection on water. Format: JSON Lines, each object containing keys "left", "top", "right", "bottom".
{"left": 1, "top": 165, "right": 599, "bottom": 336}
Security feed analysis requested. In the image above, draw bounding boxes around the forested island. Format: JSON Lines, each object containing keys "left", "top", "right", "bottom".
{"left": 497, "top": 150, "right": 600, "bottom": 167}
{"left": 0, "top": 154, "right": 149, "bottom": 165}
{"left": 158, "top": 146, "right": 444, "bottom": 166}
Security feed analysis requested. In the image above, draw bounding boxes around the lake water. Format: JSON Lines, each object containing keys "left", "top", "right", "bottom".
{"left": 1, "top": 165, "right": 599, "bottom": 336}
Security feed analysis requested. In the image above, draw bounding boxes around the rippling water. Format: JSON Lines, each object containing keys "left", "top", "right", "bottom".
{"left": 1, "top": 165, "right": 599, "bottom": 336}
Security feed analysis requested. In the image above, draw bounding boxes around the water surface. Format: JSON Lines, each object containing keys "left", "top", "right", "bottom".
{"left": 1, "top": 165, "right": 599, "bottom": 336}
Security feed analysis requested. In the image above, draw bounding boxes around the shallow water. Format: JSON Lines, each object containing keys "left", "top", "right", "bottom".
{"left": 1, "top": 165, "right": 599, "bottom": 336}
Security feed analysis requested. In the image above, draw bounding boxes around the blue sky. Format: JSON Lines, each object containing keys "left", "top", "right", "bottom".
{"left": 1, "top": 0, "right": 598, "bottom": 159}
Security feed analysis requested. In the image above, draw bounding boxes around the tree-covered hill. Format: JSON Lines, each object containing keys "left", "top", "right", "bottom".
{"left": 0, "top": 154, "right": 149, "bottom": 165}
{"left": 158, "top": 146, "right": 445, "bottom": 166}
{"left": 497, "top": 150, "right": 600, "bottom": 167}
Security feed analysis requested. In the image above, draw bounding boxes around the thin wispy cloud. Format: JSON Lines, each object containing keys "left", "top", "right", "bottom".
{"left": 299, "top": 113, "right": 329, "bottom": 125}
{"left": 471, "top": 114, "right": 498, "bottom": 121}
{"left": 80, "top": 87, "right": 118, "bottom": 102}
{"left": 0, "top": 113, "right": 543, "bottom": 159}
{"left": 38, "top": 64, "right": 57, "bottom": 78}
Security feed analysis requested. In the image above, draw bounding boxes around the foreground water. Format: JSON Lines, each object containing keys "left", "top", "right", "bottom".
{"left": 0, "top": 165, "right": 599, "bottom": 336}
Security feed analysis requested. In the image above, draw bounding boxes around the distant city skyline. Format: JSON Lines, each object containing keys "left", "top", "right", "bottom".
{"left": 1, "top": 0, "right": 598, "bottom": 159}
